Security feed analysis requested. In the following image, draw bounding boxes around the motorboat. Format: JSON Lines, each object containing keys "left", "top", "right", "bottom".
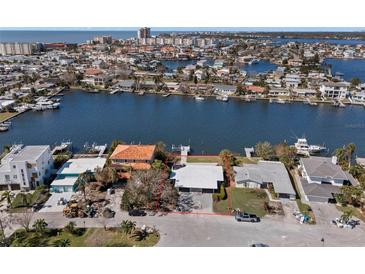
{"left": 195, "top": 96, "right": 205, "bottom": 101}
{"left": 293, "top": 138, "right": 327, "bottom": 155}
{"left": 216, "top": 95, "right": 229, "bottom": 102}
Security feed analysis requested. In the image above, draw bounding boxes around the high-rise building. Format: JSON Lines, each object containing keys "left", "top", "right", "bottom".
{"left": 0, "top": 42, "right": 34, "bottom": 55}
{"left": 93, "top": 35, "right": 113, "bottom": 44}
{"left": 137, "top": 27, "right": 151, "bottom": 39}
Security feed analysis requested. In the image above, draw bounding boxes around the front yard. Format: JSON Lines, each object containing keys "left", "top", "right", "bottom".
{"left": 9, "top": 227, "right": 160, "bottom": 247}
{"left": 187, "top": 155, "right": 221, "bottom": 163}
{"left": 0, "top": 112, "right": 18, "bottom": 123}
{"left": 213, "top": 187, "right": 269, "bottom": 217}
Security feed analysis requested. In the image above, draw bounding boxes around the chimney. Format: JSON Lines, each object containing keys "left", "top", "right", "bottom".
{"left": 332, "top": 156, "right": 337, "bottom": 165}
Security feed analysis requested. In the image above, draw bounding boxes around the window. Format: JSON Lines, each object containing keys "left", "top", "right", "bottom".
{"left": 13, "top": 175, "right": 17, "bottom": 179}
{"left": 5, "top": 175, "right": 10, "bottom": 181}
{"left": 13, "top": 165, "right": 16, "bottom": 169}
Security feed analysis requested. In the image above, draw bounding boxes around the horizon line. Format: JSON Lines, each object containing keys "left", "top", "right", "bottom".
{"left": 1, "top": 27, "right": 365, "bottom": 32}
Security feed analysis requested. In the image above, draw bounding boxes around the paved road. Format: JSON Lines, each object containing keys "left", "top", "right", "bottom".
{"left": 27, "top": 208, "right": 365, "bottom": 247}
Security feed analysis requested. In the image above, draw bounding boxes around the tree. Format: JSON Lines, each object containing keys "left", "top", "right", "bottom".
{"left": 274, "top": 143, "right": 297, "bottom": 169}
{"left": 0, "top": 214, "right": 13, "bottom": 245}
{"left": 54, "top": 238, "right": 71, "bottom": 247}
{"left": 64, "top": 221, "right": 76, "bottom": 234}
{"left": 121, "top": 169, "right": 178, "bottom": 211}
{"left": 132, "top": 229, "right": 149, "bottom": 241}
{"left": 120, "top": 220, "right": 136, "bottom": 235}
{"left": 350, "top": 77, "right": 361, "bottom": 88}
{"left": 95, "top": 166, "right": 118, "bottom": 188}
{"left": 154, "top": 141, "right": 168, "bottom": 162}
{"left": 151, "top": 159, "right": 166, "bottom": 170}
{"left": 15, "top": 212, "right": 33, "bottom": 232}
{"left": 74, "top": 171, "right": 93, "bottom": 200}
{"left": 1, "top": 191, "right": 12, "bottom": 205}
{"left": 336, "top": 143, "right": 356, "bottom": 170}
{"left": 255, "top": 141, "right": 275, "bottom": 160}
{"left": 219, "top": 149, "right": 238, "bottom": 166}
{"left": 32, "top": 219, "right": 48, "bottom": 235}
{"left": 340, "top": 185, "right": 363, "bottom": 207}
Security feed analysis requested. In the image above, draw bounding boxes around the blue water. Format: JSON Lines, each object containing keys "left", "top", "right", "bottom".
{"left": 241, "top": 60, "right": 278, "bottom": 75}
{"left": 323, "top": 58, "right": 365, "bottom": 82}
{"left": 273, "top": 38, "right": 365, "bottom": 45}
{"left": 1, "top": 91, "right": 365, "bottom": 155}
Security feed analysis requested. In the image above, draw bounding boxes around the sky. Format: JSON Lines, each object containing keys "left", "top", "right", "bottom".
{"left": 1, "top": 27, "right": 365, "bottom": 32}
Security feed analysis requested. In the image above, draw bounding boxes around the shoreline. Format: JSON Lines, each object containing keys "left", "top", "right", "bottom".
{"left": 68, "top": 85, "right": 356, "bottom": 105}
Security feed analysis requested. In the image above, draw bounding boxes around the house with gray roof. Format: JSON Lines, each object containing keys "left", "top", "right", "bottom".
{"left": 233, "top": 161, "right": 296, "bottom": 199}
{"left": 300, "top": 156, "right": 351, "bottom": 186}
{"left": 299, "top": 156, "right": 356, "bottom": 203}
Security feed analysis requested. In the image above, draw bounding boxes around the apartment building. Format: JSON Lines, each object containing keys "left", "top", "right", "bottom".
{"left": 0, "top": 42, "right": 34, "bottom": 55}
{"left": 0, "top": 145, "right": 53, "bottom": 190}
{"left": 319, "top": 82, "right": 349, "bottom": 99}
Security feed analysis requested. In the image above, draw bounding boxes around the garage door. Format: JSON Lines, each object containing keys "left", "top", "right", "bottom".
{"left": 190, "top": 188, "right": 203, "bottom": 192}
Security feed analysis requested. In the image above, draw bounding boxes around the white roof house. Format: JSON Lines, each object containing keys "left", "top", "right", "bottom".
{"left": 56, "top": 158, "right": 106, "bottom": 176}
{"left": 170, "top": 164, "right": 224, "bottom": 192}
{"left": 51, "top": 157, "right": 106, "bottom": 193}
{"left": 234, "top": 161, "right": 296, "bottom": 199}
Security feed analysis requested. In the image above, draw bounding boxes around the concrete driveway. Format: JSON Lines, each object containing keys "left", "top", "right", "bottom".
{"left": 176, "top": 192, "right": 213, "bottom": 213}
{"left": 309, "top": 202, "right": 340, "bottom": 225}
{"left": 39, "top": 192, "right": 74, "bottom": 213}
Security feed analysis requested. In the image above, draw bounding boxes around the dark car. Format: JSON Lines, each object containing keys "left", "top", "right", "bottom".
{"left": 234, "top": 212, "right": 260, "bottom": 223}
{"left": 128, "top": 209, "right": 147, "bottom": 216}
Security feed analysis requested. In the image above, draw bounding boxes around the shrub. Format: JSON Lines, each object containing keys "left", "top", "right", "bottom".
{"left": 213, "top": 185, "right": 226, "bottom": 202}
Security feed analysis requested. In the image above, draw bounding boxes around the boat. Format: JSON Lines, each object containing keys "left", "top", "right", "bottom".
{"left": 138, "top": 91, "right": 145, "bottom": 96}
{"left": 216, "top": 95, "right": 229, "bottom": 102}
{"left": 110, "top": 88, "right": 119, "bottom": 94}
{"left": 277, "top": 99, "right": 286, "bottom": 104}
{"left": 162, "top": 93, "right": 170, "bottom": 97}
{"left": 0, "top": 125, "right": 9, "bottom": 132}
{"left": 293, "top": 138, "right": 327, "bottom": 156}
{"left": 333, "top": 100, "right": 346, "bottom": 108}
{"left": 195, "top": 96, "right": 205, "bottom": 101}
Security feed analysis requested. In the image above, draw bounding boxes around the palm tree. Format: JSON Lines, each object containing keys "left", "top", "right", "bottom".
{"left": 1, "top": 191, "right": 12, "bottom": 205}
{"left": 33, "top": 219, "right": 48, "bottom": 234}
{"left": 132, "top": 229, "right": 149, "bottom": 241}
{"left": 120, "top": 220, "right": 136, "bottom": 235}
{"left": 74, "top": 171, "right": 93, "bottom": 200}
{"left": 54, "top": 238, "right": 71, "bottom": 247}
{"left": 64, "top": 221, "right": 76, "bottom": 234}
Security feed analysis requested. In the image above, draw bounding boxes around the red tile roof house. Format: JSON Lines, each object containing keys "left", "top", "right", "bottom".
{"left": 109, "top": 145, "right": 156, "bottom": 174}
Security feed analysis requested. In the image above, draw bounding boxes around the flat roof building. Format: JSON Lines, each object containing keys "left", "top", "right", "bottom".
{"left": 170, "top": 163, "right": 224, "bottom": 193}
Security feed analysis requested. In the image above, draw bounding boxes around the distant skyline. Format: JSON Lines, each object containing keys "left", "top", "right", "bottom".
{"left": 1, "top": 27, "right": 365, "bottom": 32}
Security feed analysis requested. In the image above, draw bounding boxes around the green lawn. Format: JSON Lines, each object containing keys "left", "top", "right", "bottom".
{"left": 0, "top": 112, "right": 18, "bottom": 123}
{"left": 10, "top": 227, "right": 160, "bottom": 247}
{"left": 187, "top": 155, "right": 221, "bottom": 163}
{"left": 213, "top": 187, "right": 269, "bottom": 217}
{"left": 235, "top": 156, "right": 261, "bottom": 165}
{"left": 336, "top": 205, "right": 365, "bottom": 222}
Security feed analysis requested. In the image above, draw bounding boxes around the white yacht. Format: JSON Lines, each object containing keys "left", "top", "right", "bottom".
{"left": 293, "top": 138, "right": 327, "bottom": 155}
{"left": 216, "top": 95, "right": 229, "bottom": 102}
{"left": 195, "top": 96, "right": 205, "bottom": 101}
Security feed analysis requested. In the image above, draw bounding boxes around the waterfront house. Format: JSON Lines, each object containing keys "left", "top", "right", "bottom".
{"left": 214, "top": 84, "right": 237, "bottom": 95}
{"left": 114, "top": 79, "right": 135, "bottom": 92}
{"left": 284, "top": 74, "right": 301, "bottom": 88}
{"left": 233, "top": 161, "right": 296, "bottom": 199}
{"left": 299, "top": 156, "right": 357, "bottom": 203}
{"left": 352, "top": 91, "right": 365, "bottom": 103}
{"left": 50, "top": 157, "right": 106, "bottom": 193}
{"left": 0, "top": 145, "right": 53, "bottom": 191}
{"left": 268, "top": 88, "right": 290, "bottom": 97}
{"left": 110, "top": 144, "right": 156, "bottom": 171}
{"left": 170, "top": 163, "right": 224, "bottom": 193}
{"left": 319, "top": 82, "right": 349, "bottom": 100}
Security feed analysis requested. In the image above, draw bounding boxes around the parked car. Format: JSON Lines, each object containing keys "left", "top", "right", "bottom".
{"left": 332, "top": 217, "right": 360, "bottom": 229}
{"left": 128, "top": 209, "right": 147, "bottom": 216}
{"left": 234, "top": 212, "right": 260, "bottom": 222}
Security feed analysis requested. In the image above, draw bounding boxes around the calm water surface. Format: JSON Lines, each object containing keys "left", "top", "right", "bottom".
{"left": 1, "top": 91, "right": 365, "bottom": 155}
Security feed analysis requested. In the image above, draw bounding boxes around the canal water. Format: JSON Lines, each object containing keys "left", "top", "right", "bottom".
{"left": 323, "top": 58, "right": 365, "bottom": 82}
{"left": 1, "top": 91, "right": 365, "bottom": 155}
